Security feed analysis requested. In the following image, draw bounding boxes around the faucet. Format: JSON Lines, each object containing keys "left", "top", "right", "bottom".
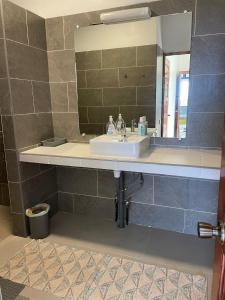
{"left": 131, "top": 119, "right": 137, "bottom": 132}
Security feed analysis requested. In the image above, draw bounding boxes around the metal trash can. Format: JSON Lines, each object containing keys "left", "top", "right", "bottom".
{"left": 26, "top": 203, "right": 50, "bottom": 239}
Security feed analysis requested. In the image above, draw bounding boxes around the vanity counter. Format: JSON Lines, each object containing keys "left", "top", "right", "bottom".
{"left": 19, "top": 143, "right": 221, "bottom": 180}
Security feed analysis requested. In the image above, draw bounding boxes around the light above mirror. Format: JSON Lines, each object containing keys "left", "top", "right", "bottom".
{"left": 74, "top": 11, "right": 192, "bottom": 139}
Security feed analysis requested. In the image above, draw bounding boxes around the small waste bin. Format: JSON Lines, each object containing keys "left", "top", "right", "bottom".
{"left": 26, "top": 203, "right": 50, "bottom": 239}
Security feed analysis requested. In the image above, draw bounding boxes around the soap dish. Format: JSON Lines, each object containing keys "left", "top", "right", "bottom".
{"left": 41, "top": 137, "right": 67, "bottom": 147}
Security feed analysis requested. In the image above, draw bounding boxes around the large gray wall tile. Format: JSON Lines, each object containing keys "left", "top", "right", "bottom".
{"left": 57, "top": 167, "right": 97, "bottom": 195}
{"left": 137, "top": 86, "right": 156, "bottom": 106}
{"left": 78, "top": 107, "right": 88, "bottom": 123}
{"left": 46, "top": 17, "right": 64, "bottom": 51}
{"left": 184, "top": 210, "right": 217, "bottom": 235}
{"left": 126, "top": 173, "right": 154, "bottom": 205}
{"left": 78, "top": 89, "right": 102, "bottom": 107}
{"left": 27, "top": 11, "right": 46, "bottom": 50}
{"left": 86, "top": 69, "right": 118, "bottom": 88}
{"left": 14, "top": 113, "right": 53, "bottom": 149}
{"left": 120, "top": 106, "right": 155, "bottom": 127}
{"left": 154, "top": 176, "right": 188, "bottom": 209}
{"left": 188, "top": 179, "right": 218, "bottom": 213}
{"left": 76, "top": 51, "right": 101, "bottom": 70}
{"left": 68, "top": 82, "right": 78, "bottom": 112}
{"left": 98, "top": 170, "right": 116, "bottom": 198}
{"left": 52, "top": 112, "right": 79, "bottom": 140}
{"left": 7, "top": 41, "right": 49, "bottom": 81}
{"left": 77, "top": 71, "right": 86, "bottom": 88}
{"left": 103, "top": 87, "right": 136, "bottom": 106}
{"left": 130, "top": 203, "right": 184, "bottom": 233}
{"left": 195, "top": 0, "right": 225, "bottom": 35}
{"left": 137, "top": 45, "right": 157, "bottom": 66}
{"left": 32, "top": 82, "right": 51, "bottom": 113}
{"left": 22, "top": 168, "right": 57, "bottom": 208}
{"left": 191, "top": 35, "right": 225, "bottom": 75}
{"left": 9, "top": 182, "right": 23, "bottom": 213}
{"left": 10, "top": 79, "right": 34, "bottom": 114}
{"left": 3, "top": 0, "right": 27, "bottom": 44}
{"left": 0, "top": 40, "right": 7, "bottom": 78}
{"left": 189, "top": 75, "right": 225, "bottom": 113}
{"left": 1, "top": 116, "right": 16, "bottom": 149}
{"left": 102, "top": 47, "right": 136, "bottom": 68}
{"left": 12, "top": 213, "right": 27, "bottom": 237}
{"left": 5, "top": 149, "right": 19, "bottom": 181}
{"left": 119, "top": 66, "right": 156, "bottom": 87}
{"left": 88, "top": 107, "right": 119, "bottom": 124}
{"left": 48, "top": 50, "right": 75, "bottom": 82}
{"left": 0, "top": 78, "right": 11, "bottom": 115}
{"left": 74, "top": 194, "right": 114, "bottom": 220}
{"left": 187, "top": 112, "right": 224, "bottom": 148}
{"left": 50, "top": 83, "right": 68, "bottom": 112}
{"left": 80, "top": 124, "right": 104, "bottom": 135}
{"left": 58, "top": 192, "right": 74, "bottom": 213}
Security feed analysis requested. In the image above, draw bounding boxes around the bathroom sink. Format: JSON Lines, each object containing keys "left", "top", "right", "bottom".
{"left": 90, "top": 134, "right": 150, "bottom": 158}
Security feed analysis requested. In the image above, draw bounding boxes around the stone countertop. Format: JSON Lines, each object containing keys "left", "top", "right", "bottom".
{"left": 19, "top": 143, "right": 221, "bottom": 180}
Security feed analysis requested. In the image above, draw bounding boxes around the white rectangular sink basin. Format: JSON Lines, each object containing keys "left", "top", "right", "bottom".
{"left": 90, "top": 134, "right": 150, "bottom": 158}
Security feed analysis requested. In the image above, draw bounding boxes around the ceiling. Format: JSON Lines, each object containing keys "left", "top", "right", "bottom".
{"left": 9, "top": 0, "right": 158, "bottom": 19}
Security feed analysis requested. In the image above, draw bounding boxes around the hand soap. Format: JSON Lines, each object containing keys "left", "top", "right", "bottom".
{"left": 106, "top": 116, "right": 116, "bottom": 135}
{"left": 115, "top": 114, "right": 126, "bottom": 135}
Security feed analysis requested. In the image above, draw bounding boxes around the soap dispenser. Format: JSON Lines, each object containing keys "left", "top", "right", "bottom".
{"left": 115, "top": 114, "right": 126, "bottom": 135}
{"left": 106, "top": 116, "right": 116, "bottom": 136}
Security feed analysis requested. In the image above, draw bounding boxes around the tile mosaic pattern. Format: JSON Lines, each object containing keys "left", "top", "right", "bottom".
{"left": 0, "top": 240, "right": 207, "bottom": 299}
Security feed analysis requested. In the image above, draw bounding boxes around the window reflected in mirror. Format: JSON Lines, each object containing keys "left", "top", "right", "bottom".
{"left": 162, "top": 53, "right": 190, "bottom": 138}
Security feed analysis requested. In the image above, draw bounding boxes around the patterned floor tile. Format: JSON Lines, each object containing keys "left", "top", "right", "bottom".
{"left": 0, "top": 240, "right": 207, "bottom": 299}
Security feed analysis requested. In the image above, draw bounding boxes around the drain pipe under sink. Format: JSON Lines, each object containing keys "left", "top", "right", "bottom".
{"left": 114, "top": 170, "right": 126, "bottom": 228}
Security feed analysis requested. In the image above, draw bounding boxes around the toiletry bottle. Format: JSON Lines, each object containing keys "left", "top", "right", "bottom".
{"left": 116, "top": 114, "right": 126, "bottom": 135}
{"left": 106, "top": 116, "right": 116, "bottom": 135}
{"left": 142, "top": 116, "right": 148, "bottom": 135}
{"left": 138, "top": 116, "right": 146, "bottom": 136}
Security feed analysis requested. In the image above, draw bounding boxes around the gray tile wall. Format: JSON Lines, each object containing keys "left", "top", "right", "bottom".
{"left": 57, "top": 167, "right": 218, "bottom": 235}
{"left": 76, "top": 46, "right": 157, "bottom": 135}
{"left": 0, "top": 0, "right": 58, "bottom": 236}
{"left": 46, "top": 0, "right": 224, "bottom": 147}
{"left": 0, "top": 117, "right": 9, "bottom": 206}
{"left": 0, "top": 0, "right": 222, "bottom": 237}
{"left": 47, "top": 0, "right": 222, "bottom": 236}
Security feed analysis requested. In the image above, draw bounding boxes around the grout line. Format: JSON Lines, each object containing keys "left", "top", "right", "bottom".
{"left": 76, "top": 65, "right": 156, "bottom": 72}
{"left": 66, "top": 83, "right": 69, "bottom": 112}
{"left": 191, "top": 73, "right": 225, "bottom": 77}
{"left": 152, "top": 176, "right": 155, "bottom": 204}
{"left": 78, "top": 84, "right": 154, "bottom": 89}
{"left": 9, "top": 77, "right": 50, "bottom": 84}
{"left": 194, "top": 32, "right": 225, "bottom": 38}
{"left": 101, "top": 88, "right": 104, "bottom": 105}
{"left": 96, "top": 170, "right": 99, "bottom": 197}
{"left": 183, "top": 210, "right": 186, "bottom": 233}
{"left": 193, "top": 0, "right": 197, "bottom": 36}
{"left": 62, "top": 17, "right": 66, "bottom": 50}
{"left": 6, "top": 38, "right": 46, "bottom": 52}
{"left": 59, "top": 190, "right": 114, "bottom": 200}
{"left": 25, "top": 11, "right": 30, "bottom": 46}
{"left": 31, "top": 81, "right": 36, "bottom": 113}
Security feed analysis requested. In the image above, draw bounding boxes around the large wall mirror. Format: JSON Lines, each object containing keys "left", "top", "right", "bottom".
{"left": 75, "top": 11, "right": 192, "bottom": 139}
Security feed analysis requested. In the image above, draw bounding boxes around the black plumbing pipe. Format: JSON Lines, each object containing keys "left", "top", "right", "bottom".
{"left": 115, "top": 171, "right": 126, "bottom": 228}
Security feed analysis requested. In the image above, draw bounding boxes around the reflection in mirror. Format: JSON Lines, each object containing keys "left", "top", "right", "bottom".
{"left": 75, "top": 11, "right": 192, "bottom": 138}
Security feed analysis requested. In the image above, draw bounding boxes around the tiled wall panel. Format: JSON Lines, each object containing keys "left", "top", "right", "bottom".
{"left": 0, "top": 0, "right": 57, "bottom": 236}
{"left": 76, "top": 46, "right": 157, "bottom": 134}
{"left": 57, "top": 167, "right": 218, "bottom": 235}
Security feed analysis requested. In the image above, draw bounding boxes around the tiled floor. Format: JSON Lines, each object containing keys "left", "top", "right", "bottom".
{"left": 0, "top": 205, "right": 12, "bottom": 241}
{"left": 0, "top": 212, "right": 215, "bottom": 299}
